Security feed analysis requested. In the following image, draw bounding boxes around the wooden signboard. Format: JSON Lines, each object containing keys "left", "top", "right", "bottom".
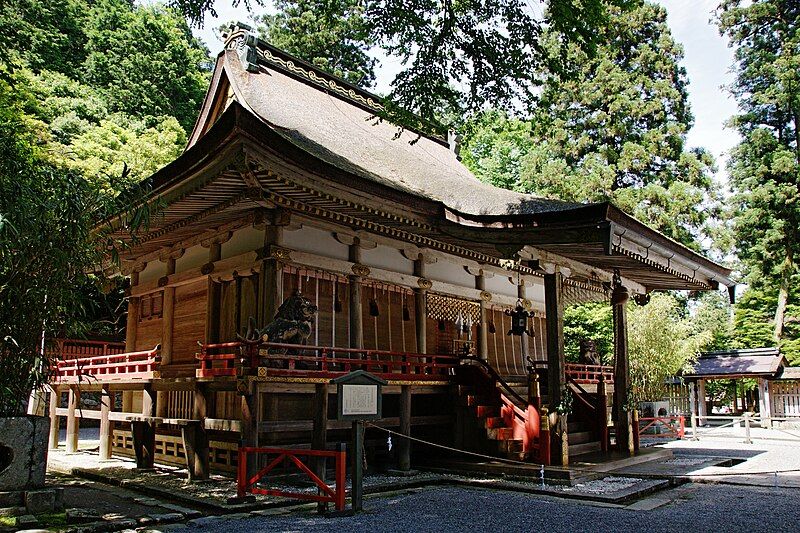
{"left": 333, "top": 370, "right": 386, "bottom": 421}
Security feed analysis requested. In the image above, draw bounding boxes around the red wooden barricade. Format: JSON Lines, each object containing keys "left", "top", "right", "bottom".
{"left": 197, "top": 341, "right": 460, "bottom": 381}
{"left": 638, "top": 416, "right": 685, "bottom": 439}
{"left": 237, "top": 447, "right": 346, "bottom": 511}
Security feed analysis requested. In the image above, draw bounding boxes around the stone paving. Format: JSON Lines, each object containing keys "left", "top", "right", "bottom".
{"left": 143, "top": 483, "right": 800, "bottom": 533}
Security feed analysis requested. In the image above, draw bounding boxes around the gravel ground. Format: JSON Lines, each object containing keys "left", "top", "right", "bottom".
{"left": 155, "top": 484, "right": 800, "bottom": 533}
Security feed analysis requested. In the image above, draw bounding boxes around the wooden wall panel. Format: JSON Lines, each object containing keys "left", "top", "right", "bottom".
{"left": 135, "top": 316, "right": 162, "bottom": 352}
{"left": 172, "top": 280, "right": 208, "bottom": 364}
{"left": 239, "top": 274, "right": 259, "bottom": 333}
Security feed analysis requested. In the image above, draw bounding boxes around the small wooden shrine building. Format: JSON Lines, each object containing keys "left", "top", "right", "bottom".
{"left": 47, "top": 25, "right": 734, "bottom": 477}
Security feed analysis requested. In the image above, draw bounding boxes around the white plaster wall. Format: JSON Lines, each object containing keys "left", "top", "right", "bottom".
{"left": 361, "top": 244, "right": 414, "bottom": 275}
{"left": 176, "top": 244, "right": 207, "bottom": 273}
{"left": 221, "top": 226, "right": 264, "bottom": 259}
{"left": 139, "top": 260, "right": 167, "bottom": 284}
{"left": 484, "top": 272, "right": 519, "bottom": 300}
{"left": 526, "top": 279, "right": 545, "bottom": 306}
{"left": 426, "top": 257, "right": 475, "bottom": 288}
{"left": 281, "top": 225, "right": 349, "bottom": 260}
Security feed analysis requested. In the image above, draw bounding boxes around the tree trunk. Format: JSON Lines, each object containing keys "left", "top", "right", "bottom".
{"left": 774, "top": 247, "right": 794, "bottom": 341}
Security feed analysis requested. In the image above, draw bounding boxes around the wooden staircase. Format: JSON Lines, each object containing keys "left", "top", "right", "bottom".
{"left": 454, "top": 359, "right": 540, "bottom": 461}
{"left": 454, "top": 360, "right": 609, "bottom": 462}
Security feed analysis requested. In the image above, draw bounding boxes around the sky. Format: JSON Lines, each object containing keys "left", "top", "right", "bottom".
{"left": 191, "top": 0, "right": 741, "bottom": 188}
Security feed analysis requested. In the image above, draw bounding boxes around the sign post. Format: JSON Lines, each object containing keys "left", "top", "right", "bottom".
{"left": 333, "top": 371, "right": 386, "bottom": 512}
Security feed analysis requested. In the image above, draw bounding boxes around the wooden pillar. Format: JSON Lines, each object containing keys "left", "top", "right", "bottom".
{"left": 597, "top": 375, "right": 608, "bottom": 453}
{"left": 185, "top": 383, "right": 210, "bottom": 480}
{"left": 398, "top": 385, "right": 412, "bottom": 470}
{"left": 157, "top": 258, "right": 177, "bottom": 418}
{"left": 544, "top": 272, "right": 568, "bottom": 465}
{"left": 349, "top": 241, "right": 364, "bottom": 349}
{"left": 66, "top": 387, "right": 79, "bottom": 454}
{"left": 48, "top": 386, "right": 60, "bottom": 450}
{"left": 311, "top": 383, "right": 329, "bottom": 511}
{"left": 475, "top": 273, "right": 488, "bottom": 360}
{"left": 758, "top": 377, "right": 771, "bottom": 428}
{"left": 259, "top": 225, "right": 284, "bottom": 327}
{"left": 206, "top": 242, "right": 223, "bottom": 344}
{"left": 99, "top": 385, "right": 112, "bottom": 460}
{"left": 134, "top": 385, "right": 157, "bottom": 468}
{"left": 123, "top": 270, "right": 140, "bottom": 414}
{"left": 612, "top": 283, "right": 633, "bottom": 455}
{"left": 413, "top": 258, "right": 427, "bottom": 355}
{"left": 518, "top": 281, "right": 530, "bottom": 362}
{"left": 697, "top": 379, "right": 708, "bottom": 425}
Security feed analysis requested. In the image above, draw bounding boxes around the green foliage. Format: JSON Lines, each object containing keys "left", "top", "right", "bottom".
{"left": 0, "top": 0, "right": 89, "bottom": 77}
{"left": 0, "top": 78, "right": 99, "bottom": 415}
{"left": 563, "top": 302, "right": 613, "bottom": 363}
{"left": 691, "top": 291, "right": 733, "bottom": 352}
{"left": 253, "top": 0, "right": 376, "bottom": 87}
{"left": 459, "top": 110, "right": 531, "bottom": 191}
{"left": 65, "top": 115, "right": 185, "bottom": 190}
{"left": 461, "top": 1, "right": 719, "bottom": 249}
{"left": 718, "top": 0, "right": 800, "bottom": 342}
{"left": 733, "top": 284, "right": 800, "bottom": 364}
{"left": 82, "top": 0, "right": 210, "bottom": 131}
{"left": 628, "top": 293, "right": 712, "bottom": 402}
{"left": 1, "top": 0, "right": 207, "bottom": 188}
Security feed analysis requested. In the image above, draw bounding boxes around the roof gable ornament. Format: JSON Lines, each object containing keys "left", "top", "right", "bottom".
{"left": 223, "top": 23, "right": 259, "bottom": 73}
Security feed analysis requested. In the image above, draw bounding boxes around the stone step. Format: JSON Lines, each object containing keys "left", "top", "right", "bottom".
{"left": 569, "top": 440, "right": 601, "bottom": 458}
{"left": 568, "top": 430, "right": 595, "bottom": 445}
{"left": 496, "top": 438, "right": 523, "bottom": 454}
{"left": 486, "top": 427, "right": 514, "bottom": 440}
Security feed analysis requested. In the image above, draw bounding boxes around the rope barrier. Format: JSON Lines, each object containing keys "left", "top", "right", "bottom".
{"left": 365, "top": 422, "right": 541, "bottom": 468}
{"left": 365, "top": 422, "right": 800, "bottom": 480}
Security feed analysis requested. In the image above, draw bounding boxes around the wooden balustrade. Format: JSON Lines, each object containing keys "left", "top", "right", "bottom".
{"left": 50, "top": 339, "right": 161, "bottom": 383}
{"left": 196, "top": 341, "right": 460, "bottom": 381}
{"left": 565, "top": 363, "right": 614, "bottom": 384}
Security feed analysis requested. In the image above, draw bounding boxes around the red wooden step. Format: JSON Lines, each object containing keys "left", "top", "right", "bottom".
{"left": 484, "top": 416, "right": 505, "bottom": 429}
{"left": 476, "top": 405, "right": 499, "bottom": 418}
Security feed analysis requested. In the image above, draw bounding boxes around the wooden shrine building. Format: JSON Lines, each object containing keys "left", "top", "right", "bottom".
{"left": 47, "top": 25, "right": 735, "bottom": 477}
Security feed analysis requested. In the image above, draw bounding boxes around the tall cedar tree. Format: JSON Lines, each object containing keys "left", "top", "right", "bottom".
{"left": 187, "top": 0, "right": 629, "bottom": 120}
{"left": 502, "top": 2, "right": 715, "bottom": 250}
{"left": 718, "top": 0, "right": 800, "bottom": 343}
{"left": 254, "top": 0, "right": 377, "bottom": 87}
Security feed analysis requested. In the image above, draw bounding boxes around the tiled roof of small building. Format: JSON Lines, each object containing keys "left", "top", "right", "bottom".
{"left": 687, "top": 347, "right": 785, "bottom": 378}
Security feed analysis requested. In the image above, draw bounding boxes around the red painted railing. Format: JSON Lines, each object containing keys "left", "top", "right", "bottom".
{"left": 50, "top": 339, "right": 161, "bottom": 383}
{"left": 196, "top": 341, "right": 460, "bottom": 381}
{"left": 237, "top": 447, "right": 346, "bottom": 511}
{"left": 565, "top": 363, "right": 614, "bottom": 384}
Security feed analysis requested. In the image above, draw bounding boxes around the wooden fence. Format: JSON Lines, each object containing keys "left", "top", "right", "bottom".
{"left": 770, "top": 381, "right": 800, "bottom": 418}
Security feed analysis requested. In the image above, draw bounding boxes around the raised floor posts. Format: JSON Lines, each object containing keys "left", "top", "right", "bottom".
{"left": 398, "top": 385, "right": 412, "bottom": 471}
{"left": 66, "top": 387, "right": 80, "bottom": 454}
{"left": 48, "top": 386, "right": 60, "bottom": 450}
{"left": 99, "top": 385, "right": 112, "bottom": 460}
{"left": 544, "top": 271, "right": 568, "bottom": 466}
{"left": 186, "top": 383, "right": 211, "bottom": 480}
{"left": 312, "top": 383, "right": 329, "bottom": 512}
